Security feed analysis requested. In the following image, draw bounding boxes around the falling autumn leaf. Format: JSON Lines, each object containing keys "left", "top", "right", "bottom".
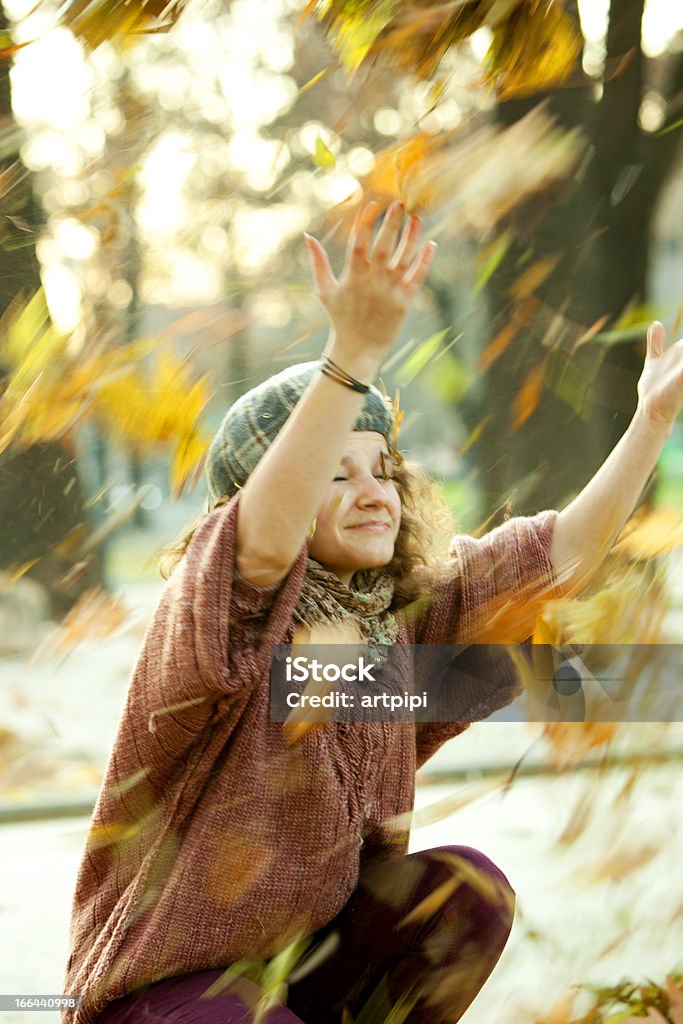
{"left": 313, "top": 136, "right": 336, "bottom": 168}
{"left": 312, "top": 0, "right": 580, "bottom": 97}
{"left": 0, "top": 289, "right": 214, "bottom": 496}
{"left": 41, "top": 0, "right": 192, "bottom": 52}
{"left": 512, "top": 358, "right": 546, "bottom": 430}
{"left": 34, "top": 587, "right": 129, "bottom": 658}
{"left": 360, "top": 105, "right": 584, "bottom": 230}
{"left": 485, "top": 2, "right": 582, "bottom": 100}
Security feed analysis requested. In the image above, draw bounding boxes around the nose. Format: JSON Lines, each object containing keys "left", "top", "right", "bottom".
{"left": 356, "top": 473, "right": 391, "bottom": 508}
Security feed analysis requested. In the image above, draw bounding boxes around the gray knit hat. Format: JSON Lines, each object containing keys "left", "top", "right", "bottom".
{"left": 206, "top": 361, "right": 396, "bottom": 503}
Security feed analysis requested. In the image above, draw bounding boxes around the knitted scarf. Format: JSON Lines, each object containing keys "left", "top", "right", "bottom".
{"left": 292, "top": 559, "right": 400, "bottom": 647}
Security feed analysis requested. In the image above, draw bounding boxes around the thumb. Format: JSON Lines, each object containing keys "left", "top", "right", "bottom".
{"left": 304, "top": 233, "right": 336, "bottom": 295}
{"left": 647, "top": 320, "right": 666, "bottom": 359}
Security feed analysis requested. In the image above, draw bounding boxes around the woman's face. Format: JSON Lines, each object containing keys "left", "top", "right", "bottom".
{"left": 308, "top": 432, "right": 401, "bottom": 585}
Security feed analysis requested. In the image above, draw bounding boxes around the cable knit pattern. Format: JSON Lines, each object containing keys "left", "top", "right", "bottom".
{"left": 61, "top": 493, "right": 560, "bottom": 1024}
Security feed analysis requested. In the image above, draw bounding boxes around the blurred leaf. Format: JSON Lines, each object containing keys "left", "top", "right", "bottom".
{"left": 474, "top": 230, "right": 513, "bottom": 294}
{"left": 508, "top": 255, "right": 560, "bottom": 302}
{"left": 456, "top": 414, "right": 492, "bottom": 458}
{"left": 657, "top": 117, "right": 683, "bottom": 137}
{"left": 421, "top": 350, "right": 472, "bottom": 403}
{"left": 0, "top": 290, "right": 213, "bottom": 494}
{"left": 478, "top": 320, "right": 519, "bottom": 372}
{"left": 395, "top": 328, "right": 448, "bottom": 385}
{"left": 486, "top": 2, "right": 582, "bottom": 99}
{"left": 570, "top": 316, "right": 610, "bottom": 356}
{"left": 512, "top": 358, "right": 546, "bottom": 429}
{"left": 316, "top": 0, "right": 579, "bottom": 97}
{"left": 612, "top": 507, "right": 683, "bottom": 560}
{"left": 362, "top": 106, "right": 584, "bottom": 233}
{"left": 577, "top": 841, "right": 661, "bottom": 884}
{"left": 530, "top": 990, "right": 578, "bottom": 1024}
{"left": 543, "top": 723, "right": 618, "bottom": 766}
{"left": 0, "top": 31, "right": 30, "bottom": 58}
{"left": 316, "top": 0, "right": 395, "bottom": 76}
{"left": 313, "top": 136, "right": 336, "bottom": 168}
{"left": 47, "top": 0, "right": 191, "bottom": 51}
{"left": 299, "top": 68, "right": 330, "bottom": 94}
{"left": 572, "top": 976, "right": 683, "bottom": 1024}
{"left": 593, "top": 304, "right": 661, "bottom": 344}
{"left": 35, "top": 587, "right": 128, "bottom": 657}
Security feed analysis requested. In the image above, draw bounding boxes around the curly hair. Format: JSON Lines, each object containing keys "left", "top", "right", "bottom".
{"left": 158, "top": 452, "right": 457, "bottom": 611}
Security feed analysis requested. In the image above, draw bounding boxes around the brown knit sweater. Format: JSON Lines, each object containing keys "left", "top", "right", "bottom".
{"left": 61, "top": 492, "right": 559, "bottom": 1024}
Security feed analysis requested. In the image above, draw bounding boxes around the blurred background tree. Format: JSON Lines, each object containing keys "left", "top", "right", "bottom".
{"left": 475, "top": 0, "right": 683, "bottom": 514}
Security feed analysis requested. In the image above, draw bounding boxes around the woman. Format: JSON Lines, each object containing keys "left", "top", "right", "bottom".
{"left": 62, "top": 201, "right": 683, "bottom": 1024}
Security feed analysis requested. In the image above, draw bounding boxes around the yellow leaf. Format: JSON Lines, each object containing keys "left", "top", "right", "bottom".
{"left": 0, "top": 289, "right": 213, "bottom": 494}
{"left": 47, "top": 0, "right": 192, "bottom": 52}
{"left": 487, "top": 3, "right": 582, "bottom": 100}
{"left": 313, "top": 136, "right": 336, "bottom": 169}
{"left": 299, "top": 68, "right": 329, "bottom": 94}
{"left": 543, "top": 722, "right": 618, "bottom": 764}
{"left": 613, "top": 507, "right": 683, "bottom": 560}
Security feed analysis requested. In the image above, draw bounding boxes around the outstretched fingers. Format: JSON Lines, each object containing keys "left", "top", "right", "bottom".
{"left": 304, "top": 232, "right": 337, "bottom": 297}
{"left": 369, "top": 200, "right": 405, "bottom": 265}
{"left": 403, "top": 240, "right": 438, "bottom": 290}
{"left": 388, "top": 214, "right": 422, "bottom": 274}
{"left": 346, "top": 201, "right": 382, "bottom": 274}
{"left": 647, "top": 320, "right": 666, "bottom": 359}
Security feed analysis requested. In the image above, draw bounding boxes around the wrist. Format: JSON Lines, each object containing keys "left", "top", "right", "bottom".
{"left": 633, "top": 403, "right": 674, "bottom": 445}
{"left": 324, "top": 332, "right": 384, "bottom": 384}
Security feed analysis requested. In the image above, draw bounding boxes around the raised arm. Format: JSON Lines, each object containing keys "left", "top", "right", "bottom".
{"left": 550, "top": 321, "right": 683, "bottom": 593}
{"left": 236, "top": 201, "right": 437, "bottom": 586}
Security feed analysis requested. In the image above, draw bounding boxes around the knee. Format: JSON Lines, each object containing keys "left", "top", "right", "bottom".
{"left": 412, "top": 844, "right": 516, "bottom": 932}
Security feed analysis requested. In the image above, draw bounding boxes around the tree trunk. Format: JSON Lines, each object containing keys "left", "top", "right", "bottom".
{"left": 469, "top": 0, "right": 682, "bottom": 517}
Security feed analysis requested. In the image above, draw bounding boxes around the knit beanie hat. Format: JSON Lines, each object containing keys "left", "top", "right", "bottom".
{"left": 205, "top": 360, "right": 396, "bottom": 503}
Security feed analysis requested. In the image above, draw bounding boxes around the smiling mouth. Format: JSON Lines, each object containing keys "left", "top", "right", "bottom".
{"left": 349, "top": 522, "right": 391, "bottom": 531}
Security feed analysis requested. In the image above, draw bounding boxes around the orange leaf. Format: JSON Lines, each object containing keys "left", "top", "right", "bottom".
{"left": 512, "top": 359, "right": 546, "bottom": 430}
{"left": 478, "top": 321, "right": 519, "bottom": 372}
{"left": 509, "top": 255, "right": 561, "bottom": 301}
{"left": 570, "top": 315, "right": 610, "bottom": 356}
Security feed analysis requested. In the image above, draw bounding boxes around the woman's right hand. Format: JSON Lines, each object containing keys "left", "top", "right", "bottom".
{"left": 304, "top": 200, "right": 437, "bottom": 378}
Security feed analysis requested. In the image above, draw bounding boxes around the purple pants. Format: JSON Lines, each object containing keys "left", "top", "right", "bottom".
{"left": 97, "top": 845, "right": 515, "bottom": 1024}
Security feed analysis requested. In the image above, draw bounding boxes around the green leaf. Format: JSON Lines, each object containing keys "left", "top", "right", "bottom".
{"left": 395, "top": 329, "right": 448, "bottom": 385}
{"left": 421, "top": 351, "right": 472, "bottom": 403}
{"left": 657, "top": 117, "right": 683, "bottom": 137}
{"left": 474, "top": 230, "right": 513, "bottom": 293}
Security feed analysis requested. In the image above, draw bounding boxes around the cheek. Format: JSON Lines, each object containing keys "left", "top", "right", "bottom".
{"left": 389, "top": 486, "right": 402, "bottom": 523}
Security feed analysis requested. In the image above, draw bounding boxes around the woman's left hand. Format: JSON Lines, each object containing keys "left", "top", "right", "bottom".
{"left": 636, "top": 321, "right": 683, "bottom": 434}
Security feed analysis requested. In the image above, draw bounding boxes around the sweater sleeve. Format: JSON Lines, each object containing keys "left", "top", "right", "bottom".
{"left": 122, "top": 490, "right": 308, "bottom": 779}
{"left": 413, "top": 509, "right": 561, "bottom": 770}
